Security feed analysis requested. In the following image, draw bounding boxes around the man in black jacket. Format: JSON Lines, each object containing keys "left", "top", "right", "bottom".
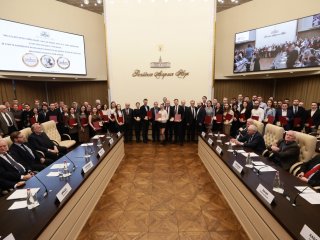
{"left": 263, "top": 130, "right": 300, "bottom": 171}
{"left": 297, "top": 155, "right": 320, "bottom": 187}
{"left": 28, "top": 123, "right": 67, "bottom": 160}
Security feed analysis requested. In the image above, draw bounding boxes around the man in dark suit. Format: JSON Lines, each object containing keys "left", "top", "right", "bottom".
{"left": 46, "top": 103, "right": 63, "bottom": 134}
{"left": 297, "top": 154, "right": 320, "bottom": 187}
{"left": 172, "top": 99, "right": 184, "bottom": 145}
{"left": 21, "top": 103, "right": 33, "bottom": 128}
{"left": 0, "top": 105, "right": 18, "bottom": 137}
{"left": 28, "top": 123, "right": 67, "bottom": 160}
{"left": 164, "top": 100, "right": 174, "bottom": 143}
{"left": 0, "top": 139, "right": 33, "bottom": 191}
{"left": 11, "top": 104, "right": 23, "bottom": 130}
{"left": 233, "top": 125, "right": 266, "bottom": 154}
{"left": 10, "top": 131, "right": 54, "bottom": 171}
{"left": 196, "top": 101, "right": 206, "bottom": 135}
{"left": 304, "top": 102, "right": 320, "bottom": 134}
{"left": 186, "top": 100, "right": 197, "bottom": 142}
{"left": 180, "top": 100, "right": 187, "bottom": 144}
{"left": 38, "top": 104, "right": 49, "bottom": 124}
{"left": 150, "top": 102, "right": 160, "bottom": 142}
{"left": 288, "top": 99, "right": 306, "bottom": 132}
{"left": 122, "top": 103, "right": 133, "bottom": 142}
{"left": 262, "top": 131, "right": 300, "bottom": 171}
{"left": 275, "top": 103, "right": 293, "bottom": 131}
{"left": 139, "top": 99, "right": 150, "bottom": 143}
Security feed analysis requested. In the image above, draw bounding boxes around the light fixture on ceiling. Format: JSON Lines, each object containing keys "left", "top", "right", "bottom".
{"left": 218, "top": 0, "right": 224, "bottom": 3}
{"left": 94, "top": 2, "right": 97, "bottom": 6}
{"left": 231, "top": 0, "right": 239, "bottom": 3}
{"left": 80, "top": 3, "right": 84, "bottom": 6}
{"left": 97, "top": 0, "right": 103, "bottom": 4}
{"left": 84, "top": 0, "right": 90, "bottom": 5}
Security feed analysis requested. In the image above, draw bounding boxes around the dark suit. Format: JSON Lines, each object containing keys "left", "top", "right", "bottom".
{"left": 298, "top": 155, "right": 320, "bottom": 187}
{"left": 150, "top": 107, "right": 160, "bottom": 142}
{"left": 305, "top": 109, "right": 320, "bottom": 133}
{"left": 38, "top": 111, "right": 48, "bottom": 124}
{"left": 185, "top": 106, "right": 197, "bottom": 142}
{"left": 0, "top": 154, "right": 28, "bottom": 186}
{"left": 46, "top": 109, "right": 63, "bottom": 134}
{"left": 0, "top": 111, "right": 18, "bottom": 137}
{"left": 164, "top": 106, "right": 174, "bottom": 143}
{"left": 133, "top": 109, "right": 141, "bottom": 142}
{"left": 21, "top": 110, "right": 33, "bottom": 128}
{"left": 28, "top": 132, "right": 67, "bottom": 160}
{"left": 11, "top": 109, "right": 23, "bottom": 130}
{"left": 122, "top": 108, "right": 133, "bottom": 142}
{"left": 10, "top": 143, "right": 53, "bottom": 171}
{"left": 140, "top": 105, "right": 150, "bottom": 143}
{"left": 269, "top": 139, "right": 300, "bottom": 171}
{"left": 172, "top": 105, "right": 184, "bottom": 144}
{"left": 275, "top": 109, "right": 293, "bottom": 131}
{"left": 288, "top": 106, "right": 306, "bottom": 131}
{"left": 238, "top": 131, "right": 266, "bottom": 154}
{"left": 196, "top": 106, "right": 206, "bottom": 134}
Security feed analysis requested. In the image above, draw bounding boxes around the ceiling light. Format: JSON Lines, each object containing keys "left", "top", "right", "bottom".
{"left": 80, "top": 3, "right": 84, "bottom": 6}
{"left": 97, "top": 0, "right": 103, "bottom": 3}
{"left": 94, "top": 2, "right": 97, "bottom": 5}
{"left": 84, "top": 0, "right": 89, "bottom": 5}
{"left": 218, "top": 0, "right": 224, "bottom": 3}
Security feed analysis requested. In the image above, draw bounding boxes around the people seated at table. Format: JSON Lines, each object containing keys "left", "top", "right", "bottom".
{"left": 232, "top": 125, "right": 266, "bottom": 154}
{"left": 262, "top": 130, "right": 300, "bottom": 171}
{"left": 28, "top": 123, "right": 67, "bottom": 161}
{"left": 297, "top": 154, "right": 320, "bottom": 187}
{"left": 236, "top": 118, "right": 254, "bottom": 139}
{"left": 0, "top": 139, "right": 33, "bottom": 192}
{"left": 9, "top": 131, "right": 54, "bottom": 171}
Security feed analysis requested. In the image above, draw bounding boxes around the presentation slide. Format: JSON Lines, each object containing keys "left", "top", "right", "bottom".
{"left": 0, "top": 19, "right": 86, "bottom": 75}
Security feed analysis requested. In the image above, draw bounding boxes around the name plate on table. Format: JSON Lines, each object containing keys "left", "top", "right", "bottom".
{"left": 56, "top": 183, "right": 72, "bottom": 203}
{"left": 208, "top": 138, "right": 213, "bottom": 145}
{"left": 215, "top": 146, "right": 223, "bottom": 155}
{"left": 117, "top": 131, "right": 121, "bottom": 138}
{"left": 98, "top": 148, "right": 105, "bottom": 157}
{"left": 256, "top": 184, "right": 274, "bottom": 205}
{"left": 201, "top": 132, "right": 206, "bottom": 138}
{"left": 82, "top": 161, "right": 94, "bottom": 174}
{"left": 232, "top": 161, "right": 243, "bottom": 174}
{"left": 109, "top": 138, "right": 114, "bottom": 145}
{"left": 300, "top": 224, "right": 320, "bottom": 240}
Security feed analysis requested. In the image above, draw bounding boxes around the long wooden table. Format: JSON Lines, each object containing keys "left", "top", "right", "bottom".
{"left": 0, "top": 135, "right": 124, "bottom": 240}
{"left": 198, "top": 134, "right": 320, "bottom": 240}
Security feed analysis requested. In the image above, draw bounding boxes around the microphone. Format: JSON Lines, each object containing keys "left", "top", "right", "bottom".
{"left": 292, "top": 185, "right": 309, "bottom": 206}
{"left": 33, "top": 174, "right": 50, "bottom": 198}
{"left": 64, "top": 154, "right": 77, "bottom": 172}
{"left": 254, "top": 165, "right": 269, "bottom": 175}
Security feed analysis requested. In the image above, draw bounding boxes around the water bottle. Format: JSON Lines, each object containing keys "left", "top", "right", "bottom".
{"left": 245, "top": 153, "right": 252, "bottom": 168}
{"left": 217, "top": 131, "right": 221, "bottom": 141}
{"left": 273, "top": 171, "right": 281, "bottom": 189}
{"left": 27, "top": 188, "right": 36, "bottom": 210}
{"left": 63, "top": 160, "right": 70, "bottom": 178}
{"left": 228, "top": 141, "right": 233, "bottom": 151}
{"left": 84, "top": 145, "right": 90, "bottom": 157}
{"left": 97, "top": 138, "right": 102, "bottom": 148}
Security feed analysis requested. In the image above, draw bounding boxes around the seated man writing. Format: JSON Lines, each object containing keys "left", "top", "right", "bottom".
{"left": 262, "top": 130, "right": 300, "bottom": 171}
{"left": 232, "top": 125, "right": 266, "bottom": 154}
{"left": 236, "top": 118, "right": 254, "bottom": 139}
{"left": 297, "top": 154, "right": 320, "bottom": 187}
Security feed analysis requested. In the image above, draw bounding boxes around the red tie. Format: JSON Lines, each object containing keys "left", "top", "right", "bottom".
{"left": 304, "top": 164, "right": 320, "bottom": 178}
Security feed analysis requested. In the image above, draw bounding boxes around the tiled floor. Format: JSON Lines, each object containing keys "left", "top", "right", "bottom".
{"left": 77, "top": 142, "right": 249, "bottom": 240}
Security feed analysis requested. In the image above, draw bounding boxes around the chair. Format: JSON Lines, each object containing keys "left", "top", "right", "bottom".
{"left": 289, "top": 131, "right": 317, "bottom": 175}
{"left": 252, "top": 120, "right": 264, "bottom": 135}
{"left": 263, "top": 124, "right": 285, "bottom": 146}
{"left": 20, "top": 127, "right": 32, "bottom": 140}
{"left": 41, "top": 120, "right": 76, "bottom": 149}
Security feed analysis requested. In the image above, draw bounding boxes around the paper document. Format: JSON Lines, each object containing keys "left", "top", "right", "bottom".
{"left": 253, "top": 165, "right": 276, "bottom": 172}
{"left": 214, "top": 134, "right": 226, "bottom": 137}
{"left": 47, "top": 172, "right": 60, "bottom": 177}
{"left": 3, "top": 233, "right": 15, "bottom": 240}
{"left": 81, "top": 143, "right": 94, "bottom": 146}
{"left": 235, "top": 150, "right": 246, "bottom": 153}
{"left": 8, "top": 201, "right": 27, "bottom": 210}
{"left": 225, "top": 142, "right": 236, "bottom": 146}
{"left": 295, "top": 186, "right": 316, "bottom": 193}
{"left": 7, "top": 188, "right": 39, "bottom": 200}
{"left": 50, "top": 163, "right": 70, "bottom": 169}
{"left": 300, "top": 193, "right": 320, "bottom": 204}
{"left": 241, "top": 152, "right": 259, "bottom": 157}
{"left": 252, "top": 161, "right": 266, "bottom": 166}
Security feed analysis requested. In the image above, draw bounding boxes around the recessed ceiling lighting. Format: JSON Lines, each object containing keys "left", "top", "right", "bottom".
{"left": 80, "top": 3, "right": 84, "bottom": 7}
{"left": 97, "top": 0, "right": 103, "bottom": 3}
{"left": 84, "top": 0, "right": 89, "bottom": 5}
{"left": 94, "top": 2, "right": 97, "bottom": 6}
{"left": 52, "top": 78, "right": 56, "bottom": 80}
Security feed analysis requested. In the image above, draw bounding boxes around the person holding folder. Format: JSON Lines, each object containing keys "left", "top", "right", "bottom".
{"left": 77, "top": 105, "right": 90, "bottom": 143}
{"left": 173, "top": 99, "right": 184, "bottom": 145}
{"left": 156, "top": 103, "right": 169, "bottom": 145}
{"left": 115, "top": 104, "right": 125, "bottom": 133}
{"left": 133, "top": 102, "right": 142, "bottom": 143}
{"left": 88, "top": 107, "right": 102, "bottom": 135}
{"left": 204, "top": 100, "right": 215, "bottom": 135}
{"left": 140, "top": 99, "right": 150, "bottom": 143}
{"left": 151, "top": 102, "right": 160, "bottom": 142}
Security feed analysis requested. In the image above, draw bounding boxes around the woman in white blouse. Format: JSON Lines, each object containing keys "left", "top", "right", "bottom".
{"left": 157, "top": 103, "right": 169, "bottom": 144}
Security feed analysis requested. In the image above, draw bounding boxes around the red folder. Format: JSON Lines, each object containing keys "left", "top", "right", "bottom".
{"left": 204, "top": 115, "right": 212, "bottom": 124}
{"left": 110, "top": 114, "right": 115, "bottom": 120}
{"left": 267, "top": 115, "right": 275, "bottom": 124}
{"left": 30, "top": 116, "right": 37, "bottom": 125}
{"left": 239, "top": 113, "right": 246, "bottom": 120}
{"left": 279, "top": 116, "right": 288, "bottom": 126}
{"left": 69, "top": 118, "right": 77, "bottom": 126}
{"left": 147, "top": 111, "right": 152, "bottom": 119}
{"left": 49, "top": 115, "right": 57, "bottom": 123}
{"left": 174, "top": 114, "right": 181, "bottom": 122}
{"left": 293, "top": 117, "right": 301, "bottom": 127}
{"left": 102, "top": 115, "right": 109, "bottom": 122}
{"left": 93, "top": 121, "right": 102, "bottom": 130}
{"left": 118, "top": 116, "right": 124, "bottom": 124}
{"left": 225, "top": 114, "right": 233, "bottom": 121}
{"left": 251, "top": 116, "right": 259, "bottom": 121}
{"left": 306, "top": 118, "right": 313, "bottom": 126}
{"left": 80, "top": 118, "right": 88, "bottom": 127}
{"left": 215, "top": 114, "right": 223, "bottom": 123}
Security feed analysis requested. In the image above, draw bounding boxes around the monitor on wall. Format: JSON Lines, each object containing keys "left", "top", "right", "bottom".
{"left": 0, "top": 19, "right": 87, "bottom": 75}
{"left": 233, "top": 13, "right": 320, "bottom": 73}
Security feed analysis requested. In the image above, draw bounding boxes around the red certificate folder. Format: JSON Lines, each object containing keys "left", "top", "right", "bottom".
{"left": 110, "top": 114, "right": 115, "bottom": 120}
{"left": 204, "top": 115, "right": 212, "bottom": 124}
{"left": 118, "top": 116, "right": 124, "bottom": 124}
{"left": 49, "top": 115, "right": 57, "bottom": 123}
{"left": 306, "top": 118, "right": 313, "bottom": 126}
{"left": 239, "top": 113, "right": 246, "bottom": 120}
{"left": 251, "top": 116, "right": 259, "bottom": 121}
{"left": 279, "top": 116, "right": 288, "bottom": 126}
{"left": 215, "top": 114, "right": 223, "bottom": 123}
{"left": 293, "top": 117, "right": 301, "bottom": 127}
{"left": 93, "top": 121, "right": 102, "bottom": 130}
{"left": 267, "top": 115, "right": 275, "bottom": 124}
{"left": 102, "top": 115, "right": 109, "bottom": 122}
{"left": 174, "top": 114, "right": 181, "bottom": 122}
{"left": 80, "top": 118, "right": 88, "bottom": 127}
{"left": 147, "top": 111, "right": 152, "bottom": 119}
{"left": 68, "top": 118, "right": 77, "bottom": 126}
{"left": 30, "top": 116, "right": 37, "bottom": 125}
{"left": 155, "top": 113, "right": 161, "bottom": 120}
{"left": 225, "top": 114, "right": 233, "bottom": 121}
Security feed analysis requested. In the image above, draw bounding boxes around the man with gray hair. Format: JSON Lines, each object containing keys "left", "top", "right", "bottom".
{"left": 232, "top": 125, "right": 266, "bottom": 154}
{"left": 0, "top": 105, "right": 18, "bottom": 137}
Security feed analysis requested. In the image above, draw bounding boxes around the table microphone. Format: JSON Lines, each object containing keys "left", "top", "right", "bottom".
{"left": 292, "top": 185, "right": 309, "bottom": 207}
{"left": 64, "top": 154, "right": 77, "bottom": 172}
{"left": 33, "top": 174, "right": 50, "bottom": 198}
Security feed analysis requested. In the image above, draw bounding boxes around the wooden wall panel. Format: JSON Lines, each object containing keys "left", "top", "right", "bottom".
{"left": 0, "top": 79, "right": 15, "bottom": 103}
{"left": 15, "top": 81, "right": 46, "bottom": 105}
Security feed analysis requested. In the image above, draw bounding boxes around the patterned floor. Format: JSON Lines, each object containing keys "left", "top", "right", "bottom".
{"left": 77, "top": 142, "right": 249, "bottom": 240}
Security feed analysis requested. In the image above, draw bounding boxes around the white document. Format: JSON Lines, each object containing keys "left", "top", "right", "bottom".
{"left": 235, "top": 150, "right": 246, "bottom": 153}
{"left": 80, "top": 143, "right": 94, "bottom": 146}
{"left": 252, "top": 161, "right": 266, "bottom": 166}
{"left": 254, "top": 165, "right": 276, "bottom": 172}
{"left": 300, "top": 224, "right": 320, "bottom": 240}
{"left": 8, "top": 201, "right": 27, "bottom": 210}
{"left": 295, "top": 186, "right": 316, "bottom": 193}
{"left": 241, "top": 152, "right": 259, "bottom": 157}
{"left": 300, "top": 193, "right": 320, "bottom": 204}
{"left": 7, "top": 188, "right": 40, "bottom": 200}
{"left": 47, "top": 172, "right": 60, "bottom": 177}
{"left": 225, "top": 142, "right": 236, "bottom": 146}
{"left": 92, "top": 135, "right": 100, "bottom": 139}
{"left": 50, "top": 163, "right": 70, "bottom": 169}
{"left": 214, "top": 134, "right": 226, "bottom": 137}
{"left": 3, "top": 233, "right": 16, "bottom": 240}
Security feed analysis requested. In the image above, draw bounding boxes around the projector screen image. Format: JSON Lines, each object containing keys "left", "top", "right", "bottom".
{"left": 0, "top": 19, "right": 86, "bottom": 75}
{"left": 234, "top": 13, "right": 320, "bottom": 73}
